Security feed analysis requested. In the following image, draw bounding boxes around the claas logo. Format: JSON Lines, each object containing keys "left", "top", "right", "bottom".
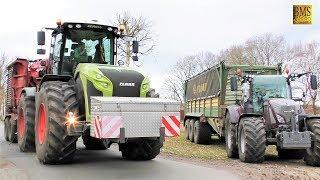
{"left": 293, "top": 5, "right": 312, "bottom": 24}
{"left": 193, "top": 82, "right": 207, "bottom": 95}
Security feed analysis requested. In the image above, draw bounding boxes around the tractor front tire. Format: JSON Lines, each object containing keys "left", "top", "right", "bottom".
{"left": 238, "top": 116, "right": 266, "bottom": 163}
{"left": 4, "top": 116, "right": 10, "bottom": 141}
{"left": 189, "top": 119, "right": 195, "bottom": 142}
{"left": 185, "top": 119, "right": 190, "bottom": 140}
{"left": 82, "top": 129, "right": 109, "bottom": 150}
{"left": 225, "top": 112, "right": 238, "bottom": 158}
{"left": 304, "top": 119, "right": 320, "bottom": 166}
{"left": 35, "top": 81, "right": 79, "bottom": 164}
{"left": 17, "top": 94, "right": 36, "bottom": 152}
{"left": 120, "top": 139, "right": 163, "bottom": 160}
{"left": 193, "top": 121, "right": 211, "bottom": 144}
{"left": 277, "top": 148, "right": 305, "bottom": 159}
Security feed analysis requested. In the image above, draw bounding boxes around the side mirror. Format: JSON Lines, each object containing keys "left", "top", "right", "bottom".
{"left": 37, "top": 49, "right": 46, "bottom": 55}
{"left": 230, "top": 76, "right": 238, "bottom": 91}
{"left": 310, "top": 75, "right": 318, "bottom": 90}
{"left": 132, "top": 40, "right": 139, "bottom": 54}
{"left": 132, "top": 55, "right": 138, "bottom": 61}
{"left": 37, "top": 31, "right": 45, "bottom": 45}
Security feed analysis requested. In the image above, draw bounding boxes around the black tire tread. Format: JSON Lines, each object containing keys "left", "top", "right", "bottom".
{"left": 194, "top": 121, "right": 211, "bottom": 144}
{"left": 304, "top": 119, "right": 320, "bottom": 166}
{"left": 225, "top": 112, "right": 238, "bottom": 158}
{"left": 121, "top": 139, "right": 163, "bottom": 160}
{"left": 82, "top": 129, "right": 108, "bottom": 150}
{"left": 189, "top": 119, "right": 195, "bottom": 142}
{"left": 185, "top": 119, "right": 190, "bottom": 140}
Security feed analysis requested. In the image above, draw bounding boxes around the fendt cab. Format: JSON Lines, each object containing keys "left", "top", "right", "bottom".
{"left": 226, "top": 70, "right": 320, "bottom": 166}
{"left": 4, "top": 20, "right": 180, "bottom": 164}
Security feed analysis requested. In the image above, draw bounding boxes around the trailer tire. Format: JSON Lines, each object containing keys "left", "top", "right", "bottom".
{"left": 35, "top": 81, "right": 79, "bottom": 164}
{"left": 185, "top": 119, "right": 190, "bottom": 140}
{"left": 277, "top": 148, "right": 305, "bottom": 159}
{"left": 8, "top": 118, "right": 17, "bottom": 143}
{"left": 121, "top": 139, "right": 163, "bottom": 160}
{"left": 194, "top": 121, "right": 211, "bottom": 144}
{"left": 189, "top": 119, "right": 195, "bottom": 142}
{"left": 304, "top": 119, "right": 320, "bottom": 166}
{"left": 82, "top": 129, "right": 109, "bottom": 150}
{"left": 238, "top": 116, "right": 266, "bottom": 163}
{"left": 17, "top": 94, "right": 36, "bottom": 152}
{"left": 4, "top": 116, "right": 10, "bottom": 141}
{"left": 225, "top": 112, "right": 238, "bottom": 158}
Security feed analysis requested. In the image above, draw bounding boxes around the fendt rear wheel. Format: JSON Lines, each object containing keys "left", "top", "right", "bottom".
{"left": 304, "top": 119, "right": 320, "bottom": 166}
{"left": 8, "top": 117, "right": 17, "bottom": 143}
{"left": 225, "top": 112, "right": 238, "bottom": 158}
{"left": 277, "top": 148, "right": 305, "bottom": 159}
{"left": 238, "top": 117, "right": 266, "bottom": 163}
{"left": 4, "top": 116, "right": 10, "bottom": 141}
{"left": 120, "top": 139, "right": 163, "bottom": 160}
{"left": 35, "top": 81, "right": 79, "bottom": 164}
{"left": 189, "top": 119, "right": 195, "bottom": 142}
{"left": 82, "top": 129, "right": 109, "bottom": 150}
{"left": 17, "top": 94, "right": 36, "bottom": 152}
{"left": 185, "top": 119, "right": 190, "bottom": 140}
{"left": 193, "top": 121, "right": 211, "bottom": 144}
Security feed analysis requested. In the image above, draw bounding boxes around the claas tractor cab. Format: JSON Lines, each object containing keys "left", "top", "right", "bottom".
{"left": 4, "top": 20, "right": 180, "bottom": 165}
{"left": 226, "top": 71, "right": 320, "bottom": 166}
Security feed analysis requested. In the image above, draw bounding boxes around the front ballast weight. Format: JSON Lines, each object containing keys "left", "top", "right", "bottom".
{"left": 89, "top": 97, "right": 181, "bottom": 143}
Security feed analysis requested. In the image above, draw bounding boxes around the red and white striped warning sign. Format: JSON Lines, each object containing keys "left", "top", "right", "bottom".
{"left": 161, "top": 115, "right": 180, "bottom": 137}
{"left": 93, "top": 116, "right": 124, "bottom": 138}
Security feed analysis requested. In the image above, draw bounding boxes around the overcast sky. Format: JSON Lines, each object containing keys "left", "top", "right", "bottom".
{"left": 0, "top": 0, "right": 319, "bottom": 93}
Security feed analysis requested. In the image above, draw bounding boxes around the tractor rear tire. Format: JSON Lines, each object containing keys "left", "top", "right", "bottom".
{"left": 193, "top": 121, "right": 211, "bottom": 144}
{"left": 120, "top": 139, "right": 163, "bottom": 160}
{"left": 225, "top": 112, "right": 238, "bottom": 158}
{"left": 82, "top": 129, "right": 109, "bottom": 150}
{"left": 8, "top": 118, "right": 17, "bottom": 143}
{"left": 35, "top": 81, "right": 79, "bottom": 164}
{"left": 4, "top": 116, "right": 9, "bottom": 141}
{"left": 238, "top": 116, "right": 266, "bottom": 163}
{"left": 185, "top": 119, "right": 190, "bottom": 140}
{"left": 17, "top": 94, "right": 36, "bottom": 152}
{"left": 189, "top": 119, "right": 195, "bottom": 142}
{"left": 304, "top": 119, "right": 320, "bottom": 166}
{"left": 277, "top": 148, "right": 305, "bottom": 159}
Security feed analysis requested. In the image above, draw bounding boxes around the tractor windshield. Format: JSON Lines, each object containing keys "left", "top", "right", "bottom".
{"left": 252, "top": 75, "right": 289, "bottom": 113}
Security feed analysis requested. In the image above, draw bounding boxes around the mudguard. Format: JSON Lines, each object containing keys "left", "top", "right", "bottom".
{"left": 40, "top": 74, "right": 73, "bottom": 87}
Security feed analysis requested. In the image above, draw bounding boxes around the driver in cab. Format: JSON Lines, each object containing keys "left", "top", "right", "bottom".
{"left": 74, "top": 42, "right": 88, "bottom": 62}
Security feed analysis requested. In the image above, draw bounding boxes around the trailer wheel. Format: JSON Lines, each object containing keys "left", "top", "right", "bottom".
{"left": 185, "top": 119, "right": 190, "bottom": 140}
{"left": 35, "top": 81, "right": 79, "bottom": 164}
{"left": 304, "top": 119, "right": 320, "bottom": 166}
{"left": 8, "top": 117, "right": 17, "bottom": 143}
{"left": 17, "top": 94, "right": 35, "bottom": 152}
{"left": 238, "top": 116, "right": 266, "bottom": 163}
{"left": 189, "top": 119, "right": 195, "bottom": 142}
{"left": 4, "top": 116, "right": 10, "bottom": 141}
{"left": 82, "top": 129, "right": 109, "bottom": 150}
{"left": 225, "top": 112, "right": 238, "bottom": 158}
{"left": 277, "top": 148, "right": 305, "bottom": 159}
{"left": 193, "top": 121, "right": 211, "bottom": 144}
{"left": 120, "top": 139, "right": 163, "bottom": 160}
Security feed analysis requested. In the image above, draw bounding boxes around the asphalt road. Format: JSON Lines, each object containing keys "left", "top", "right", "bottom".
{"left": 0, "top": 122, "right": 237, "bottom": 180}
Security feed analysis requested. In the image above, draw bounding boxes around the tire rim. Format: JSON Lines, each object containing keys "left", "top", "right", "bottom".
{"left": 227, "top": 125, "right": 232, "bottom": 149}
{"left": 38, "top": 103, "right": 47, "bottom": 145}
{"left": 18, "top": 108, "right": 25, "bottom": 138}
{"left": 240, "top": 128, "right": 245, "bottom": 153}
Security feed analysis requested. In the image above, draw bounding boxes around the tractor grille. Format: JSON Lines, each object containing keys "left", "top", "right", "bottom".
{"left": 99, "top": 68, "right": 144, "bottom": 97}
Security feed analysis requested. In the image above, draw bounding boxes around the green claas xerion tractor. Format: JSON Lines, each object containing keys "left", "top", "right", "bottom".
{"left": 4, "top": 20, "right": 180, "bottom": 164}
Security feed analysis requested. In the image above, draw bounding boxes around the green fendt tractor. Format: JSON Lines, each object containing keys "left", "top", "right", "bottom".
{"left": 4, "top": 20, "right": 180, "bottom": 164}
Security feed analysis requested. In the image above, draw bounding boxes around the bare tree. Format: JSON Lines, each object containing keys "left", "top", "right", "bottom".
{"left": 114, "top": 12, "right": 156, "bottom": 66}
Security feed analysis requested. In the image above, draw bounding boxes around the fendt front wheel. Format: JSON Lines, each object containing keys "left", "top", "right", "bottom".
{"left": 225, "top": 112, "right": 238, "bottom": 158}
{"left": 17, "top": 94, "right": 36, "bottom": 152}
{"left": 238, "top": 116, "right": 266, "bottom": 163}
{"left": 35, "top": 81, "right": 79, "bottom": 164}
{"left": 184, "top": 119, "right": 190, "bottom": 140}
{"left": 120, "top": 139, "right": 163, "bottom": 160}
{"left": 304, "top": 119, "right": 320, "bottom": 166}
{"left": 4, "top": 116, "right": 10, "bottom": 141}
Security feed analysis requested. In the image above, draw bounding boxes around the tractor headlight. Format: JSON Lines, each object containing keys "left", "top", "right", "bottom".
{"left": 101, "top": 82, "right": 109, "bottom": 88}
{"left": 142, "top": 84, "right": 148, "bottom": 90}
{"left": 96, "top": 74, "right": 102, "bottom": 79}
{"left": 276, "top": 114, "right": 285, "bottom": 123}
